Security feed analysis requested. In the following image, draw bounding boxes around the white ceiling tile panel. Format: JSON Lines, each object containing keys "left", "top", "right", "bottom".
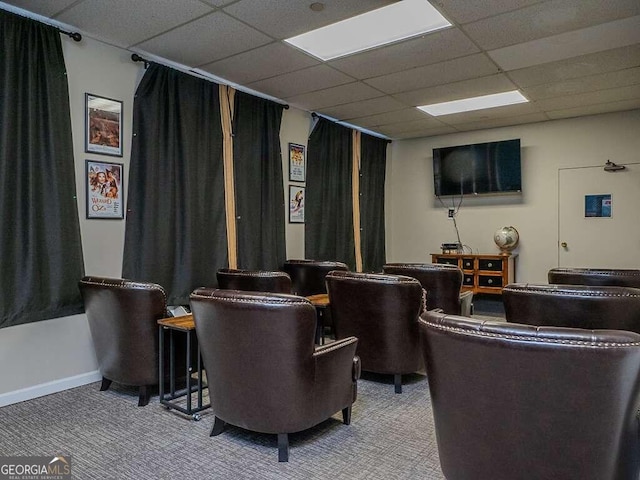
{"left": 435, "top": 103, "right": 543, "bottom": 125}
{"left": 522, "top": 67, "right": 640, "bottom": 100}
{"left": 507, "top": 44, "right": 640, "bottom": 88}
{"left": 347, "top": 108, "right": 437, "bottom": 128}
{"left": 200, "top": 42, "right": 319, "bottom": 85}
{"left": 55, "top": 0, "right": 214, "bottom": 47}
{"left": 371, "top": 119, "right": 450, "bottom": 135}
{"left": 546, "top": 98, "right": 640, "bottom": 119}
{"left": 136, "top": 12, "right": 272, "bottom": 66}
{"left": 364, "top": 53, "right": 499, "bottom": 94}
{"left": 223, "top": 0, "right": 396, "bottom": 39}
{"left": 462, "top": 0, "right": 640, "bottom": 50}
{"left": 533, "top": 84, "right": 640, "bottom": 111}
{"left": 379, "top": 125, "right": 458, "bottom": 139}
{"left": 319, "top": 96, "right": 407, "bottom": 120}
{"left": 393, "top": 74, "right": 518, "bottom": 107}
{"left": 246, "top": 65, "right": 354, "bottom": 99}
{"left": 200, "top": 0, "right": 235, "bottom": 6}
{"left": 286, "top": 82, "right": 384, "bottom": 111}
{"left": 436, "top": 0, "right": 544, "bottom": 25}
{"left": 488, "top": 16, "right": 640, "bottom": 71}
{"left": 449, "top": 112, "right": 549, "bottom": 131}
{"left": 4, "top": 0, "right": 77, "bottom": 17}
{"left": 328, "top": 28, "right": 479, "bottom": 79}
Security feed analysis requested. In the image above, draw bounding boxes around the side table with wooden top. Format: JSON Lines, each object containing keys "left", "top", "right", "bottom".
{"left": 306, "top": 294, "right": 329, "bottom": 345}
{"left": 157, "top": 314, "right": 210, "bottom": 420}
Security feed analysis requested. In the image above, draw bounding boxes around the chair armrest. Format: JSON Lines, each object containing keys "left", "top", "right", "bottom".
{"left": 313, "top": 337, "right": 359, "bottom": 400}
{"left": 459, "top": 290, "right": 474, "bottom": 317}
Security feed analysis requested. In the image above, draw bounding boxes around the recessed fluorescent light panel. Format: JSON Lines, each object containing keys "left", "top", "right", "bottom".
{"left": 417, "top": 91, "right": 529, "bottom": 116}
{"left": 284, "top": 0, "right": 451, "bottom": 61}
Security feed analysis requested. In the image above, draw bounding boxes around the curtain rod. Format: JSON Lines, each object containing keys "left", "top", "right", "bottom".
{"left": 130, "top": 53, "right": 289, "bottom": 110}
{"left": 59, "top": 29, "right": 82, "bottom": 42}
{"left": 311, "top": 112, "right": 392, "bottom": 143}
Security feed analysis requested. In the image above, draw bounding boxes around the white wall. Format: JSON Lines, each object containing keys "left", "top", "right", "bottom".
{"left": 386, "top": 109, "right": 640, "bottom": 284}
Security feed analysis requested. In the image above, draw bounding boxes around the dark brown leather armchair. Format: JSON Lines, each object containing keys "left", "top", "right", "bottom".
{"left": 216, "top": 268, "right": 291, "bottom": 293}
{"left": 326, "top": 271, "right": 424, "bottom": 393}
{"left": 549, "top": 267, "right": 640, "bottom": 288}
{"left": 282, "top": 259, "right": 349, "bottom": 296}
{"left": 78, "top": 276, "right": 167, "bottom": 406}
{"left": 383, "top": 263, "right": 473, "bottom": 316}
{"left": 190, "top": 288, "right": 360, "bottom": 462}
{"left": 419, "top": 310, "right": 640, "bottom": 480}
{"left": 503, "top": 283, "right": 640, "bottom": 332}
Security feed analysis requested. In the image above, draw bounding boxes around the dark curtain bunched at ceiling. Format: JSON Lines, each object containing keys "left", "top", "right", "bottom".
{"left": 360, "top": 133, "right": 388, "bottom": 272}
{"left": 0, "top": 10, "right": 85, "bottom": 328}
{"left": 305, "top": 117, "right": 355, "bottom": 269}
{"left": 233, "top": 91, "right": 286, "bottom": 270}
{"left": 122, "top": 64, "right": 227, "bottom": 305}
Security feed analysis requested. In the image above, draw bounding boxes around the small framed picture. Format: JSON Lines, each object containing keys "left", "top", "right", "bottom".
{"left": 86, "top": 160, "right": 124, "bottom": 219}
{"left": 289, "top": 143, "right": 306, "bottom": 182}
{"left": 85, "top": 93, "right": 123, "bottom": 157}
{"left": 289, "top": 185, "right": 305, "bottom": 223}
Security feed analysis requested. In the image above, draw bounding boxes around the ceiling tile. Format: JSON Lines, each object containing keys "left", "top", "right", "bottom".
{"left": 462, "top": 0, "right": 640, "bottom": 50}
{"left": 247, "top": 65, "right": 354, "bottom": 99}
{"left": 522, "top": 67, "right": 640, "bottom": 100}
{"left": 223, "top": 0, "right": 396, "bottom": 39}
{"left": 546, "top": 98, "right": 640, "bottom": 119}
{"left": 365, "top": 53, "right": 499, "bottom": 94}
{"left": 488, "top": 16, "right": 640, "bottom": 71}
{"left": 286, "top": 82, "right": 383, "bottom": 110}
{"left": 200, "top": 0, "right": 235, "bottom": 6}
{"left": 200, "top": 42, "right": 320, "bottom": 85}
{"left": 2, "top": 0, "right": 77, "bottom": 17}
{"left": 372, "top": 119, "right": 450, "bottom": 135}
{"left": 136, "top": 12, "right": 271, "bottom": 66}
{"left": 434, "top": 103, "right": 542, "bottom": 125}
{"left": 507, "top": 44, "right": 640, "bottom": 88}
{"left": 328, "top": 28, "right": 479, "bottom": 79}
{"left": 55, "top": 0, "right": 214, "bottom": 47}
{"left": 436, "top": 0, "right": 543, "bottom": 25}
{"left": 319, "top": 96, "right": 407, "bottom": 120}
{"left": 533, "top": 84, "right": 640, "bottom": 111}
{"left": 394, "top": 73, "right": 517, "bottom": 107}
{"left": 380, "top": 125, "right": 458, "bottom": 139}
{"left": 451, "top": 112, "right": 549, "bottom": 131}
{"left": 347, "top": 108, "right": 436, "bottom": 128}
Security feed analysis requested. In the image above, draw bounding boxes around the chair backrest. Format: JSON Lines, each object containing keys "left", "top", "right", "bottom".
{"left": 548, "top": 267, "right": 640, "bottom": 288}
{"left": 326, "top": 270, "right": 424, "bottom": 375}
{"left": 190, "top": 288, "right": 317, "bottom": 433}
{"left": 503, "top": 283, "right": 640, "bottom": 333}
{"left": 383, "top": 263, "right": 464, "bottom": 314}
{"left": 216, "top": 268, "right": 291, "bottom": 293}
{"left": 419, "top": 310, "right": 640, "bottom": 480}
{"left": 282, "top": 259, "right": 349, "bottom": 296}
{"left": 78, "top": 276, "right": 167, "bottom": 386}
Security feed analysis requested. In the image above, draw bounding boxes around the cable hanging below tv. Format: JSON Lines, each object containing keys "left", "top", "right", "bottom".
{"left": 433, "top": 138, "right": 522, "bottom": 197}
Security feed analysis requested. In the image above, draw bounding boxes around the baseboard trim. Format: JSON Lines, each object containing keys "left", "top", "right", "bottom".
{"left": 0, "top": 371, "right": 102, "bottom": 407}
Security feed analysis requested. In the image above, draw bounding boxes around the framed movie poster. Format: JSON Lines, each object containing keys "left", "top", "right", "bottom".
{"left": 86, "top": 160, "right": 124, "bottom": 219}
{"left": 85, "top": 93, "right": 123, "bottom": 157}
{"left": 289, "top": 143, "right": 306, "bottom": 182}
{"left": 289, "top": 185, "right": 305, "bottom": 223}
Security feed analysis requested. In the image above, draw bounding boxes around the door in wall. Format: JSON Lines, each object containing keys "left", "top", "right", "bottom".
{"left": 558, "top": 163, "right": 640, "bottom": 267}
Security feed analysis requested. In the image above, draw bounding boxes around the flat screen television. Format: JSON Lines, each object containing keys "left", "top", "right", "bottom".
{"left": 433, "top": 139, "right": 522, "bottom": 196}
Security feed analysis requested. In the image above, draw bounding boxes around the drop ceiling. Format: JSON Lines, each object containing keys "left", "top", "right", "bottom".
{"left": 2, "top": 0, "right": 639, "bottom": 139}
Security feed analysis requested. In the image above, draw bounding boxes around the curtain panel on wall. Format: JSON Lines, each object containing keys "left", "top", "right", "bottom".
{"left": 360, "top": 134, "right": 388, "bottom": 273}
{"left": 232, "top": 91, "right": 286, "bottom": 270}
{"left": 122, "top": 64, "right": 227, "bottom": 305}
{"left": 305, "top": 118, "right": 355, "bottom": 269}
{"left": 0, "top": 10, "right": 85, "bottom": 328}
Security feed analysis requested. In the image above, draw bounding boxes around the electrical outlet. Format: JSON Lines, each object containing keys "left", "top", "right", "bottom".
{"left": 448, "top": 208, "right": 455, "bottom": 218}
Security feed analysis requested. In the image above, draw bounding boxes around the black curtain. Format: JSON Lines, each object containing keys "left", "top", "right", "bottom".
{"left": 360, "top": 134, "right": 388, "bottom": 273}
{"left": 122, "top": 64, "right": 226, "bottom": 305}
{"left": 0, "top": 11, "right": 85, "bottom": 328}
{"left": 233, "top": 91, "right": 286, "bottom": 270}
{"left": 305, "top": 118, "right": 355, "bottom": 269}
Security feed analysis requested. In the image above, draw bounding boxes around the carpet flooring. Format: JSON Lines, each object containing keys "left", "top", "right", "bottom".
{"left": 0, "top": 372, "right": 445, "bottom": 479}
